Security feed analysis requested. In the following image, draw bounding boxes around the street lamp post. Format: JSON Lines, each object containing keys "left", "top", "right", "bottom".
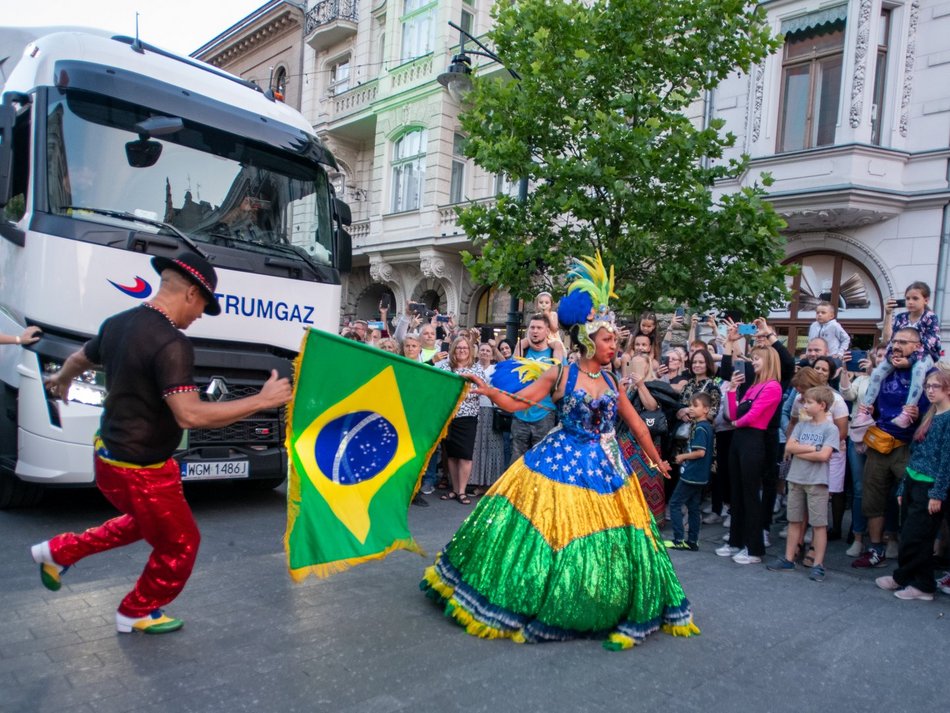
{"left": 437, "top": 21, "right": 527, "bottom": 346}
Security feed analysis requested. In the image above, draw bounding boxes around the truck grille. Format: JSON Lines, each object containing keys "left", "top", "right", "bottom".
{"left": 188, "top": 378, "right": 285, "bottom": 446}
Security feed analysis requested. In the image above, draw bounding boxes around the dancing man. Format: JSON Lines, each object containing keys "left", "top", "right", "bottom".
{"left": 33, "top": 252, "right": 292, "bottom": 634}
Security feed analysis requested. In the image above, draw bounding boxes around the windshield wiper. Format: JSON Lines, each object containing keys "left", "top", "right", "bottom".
{"left": 62, "top": 205, "right": 209, "bottom": 259}
{"left": 204, "top": 232, "right": 325, "bottom": 274}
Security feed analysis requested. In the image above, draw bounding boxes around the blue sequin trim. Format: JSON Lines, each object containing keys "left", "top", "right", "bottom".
{"left": 435, "top": 558, "right": 528, "bottom": 633}
{"left": 431, "top": 557, "right": 693, "bottom": 644}
{"left": 613, "top": 600, "right": 694, "bottom": 642}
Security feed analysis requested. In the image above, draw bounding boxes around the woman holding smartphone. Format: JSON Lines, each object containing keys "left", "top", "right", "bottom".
{"left": 659, "top": 348, "right": 689, "bottom": 391}
{"left": 435, "top": 338, "right": 486, "bottom": 505}
{"left": 716, "top": 347, "right": 783, "bottom": 565}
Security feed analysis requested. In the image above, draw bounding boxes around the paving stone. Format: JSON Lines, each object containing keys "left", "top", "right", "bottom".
{"left": 2, "top": 487, "right": 948, "bottom": 712}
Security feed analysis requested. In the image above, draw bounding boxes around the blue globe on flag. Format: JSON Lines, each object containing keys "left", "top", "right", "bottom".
{"left": 315, "top": 411, "right": 399, "bottom": 485}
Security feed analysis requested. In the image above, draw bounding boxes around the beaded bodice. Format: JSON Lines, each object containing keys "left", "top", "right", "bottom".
{"left": 557, "top": 363, "right": 619, "bottom": 439}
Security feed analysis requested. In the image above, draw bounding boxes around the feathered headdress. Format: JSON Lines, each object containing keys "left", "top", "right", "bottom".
{"left": 556, "top": 252, "right": 619, "bottom": 354}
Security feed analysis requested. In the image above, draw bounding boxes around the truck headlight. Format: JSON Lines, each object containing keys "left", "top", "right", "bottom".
{"left": 43, "top": 361, "right": 107, "bottom": 408}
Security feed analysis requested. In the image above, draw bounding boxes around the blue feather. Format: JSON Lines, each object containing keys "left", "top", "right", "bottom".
{"left": 557, "top": 289, "right": 593, "bottom": 326}
{"left": 491, "top": 359, "right": 535, "bottom": 394}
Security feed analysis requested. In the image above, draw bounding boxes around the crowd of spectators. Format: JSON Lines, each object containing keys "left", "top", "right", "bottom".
{"left": 339, "top": 284, "right": 950, "bottom": 598}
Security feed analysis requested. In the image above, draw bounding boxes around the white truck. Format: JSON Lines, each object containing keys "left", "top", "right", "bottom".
{"left": 0, "top": 29, "right": 351, "bottom": 506}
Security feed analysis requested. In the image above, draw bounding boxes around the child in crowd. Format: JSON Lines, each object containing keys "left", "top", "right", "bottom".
{"left": 808, "top": 301, "right": 850, "bottom": 358}
{"left": 768, "top": 386, "right": 840, "bottom": 582}
{"left": 665, "top": 392, "right": 715, "bottom": 551}
{"left": 517, "top": 292, "right": 561, "bottom": 355}
{"left": 637, "top": 311, "right": 662, "bottom": 362}
{"left": 535, "top": 291, "right": 560, "bottom": 342}
{"left": 875, "top": 367, "right": 950, "bottom": 601}
{"left": 855, "top": 282, "right": 943, "bottom": 429}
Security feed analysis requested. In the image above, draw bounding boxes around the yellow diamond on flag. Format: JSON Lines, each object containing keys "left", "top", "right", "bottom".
{"left": 292, "top": 366, "right": 416, "bottom": 544}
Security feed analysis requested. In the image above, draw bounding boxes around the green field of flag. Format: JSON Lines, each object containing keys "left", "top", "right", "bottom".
{"left": 284, "top": 329, "right": 466, "bottom": 579}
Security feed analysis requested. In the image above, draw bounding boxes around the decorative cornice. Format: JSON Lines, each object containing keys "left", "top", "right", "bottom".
{"left": 899, "top": 0, "right": 921, "bottom": 138}
{"left": 202, "top": 11, "right": 300, "bottom": 68}
{"left": 849, "top": 0, "right": 873, "bottom": 128}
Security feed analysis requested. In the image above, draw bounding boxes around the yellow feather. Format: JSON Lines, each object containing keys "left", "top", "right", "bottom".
{"left": 567, "top": 252, "right": 618, "bottom": 308}
{"left": 513, "top": 356, "right": 555, "bottom": 383}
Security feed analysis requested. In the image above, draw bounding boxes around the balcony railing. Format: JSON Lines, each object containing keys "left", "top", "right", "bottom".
{"left": 305, "top": 0, "right": 358, "bottom": 36}
{"left": 333, "top": 80, "right": 378, "bottom": 119}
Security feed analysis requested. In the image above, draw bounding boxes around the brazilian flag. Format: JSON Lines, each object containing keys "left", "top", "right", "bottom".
{"left": 285, "top": 329, "right": 466, "bottom": 579}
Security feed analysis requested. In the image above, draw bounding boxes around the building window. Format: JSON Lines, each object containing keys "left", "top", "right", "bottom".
{"left": 461, "top": 0, "right": 474, "bottom": 36}
{"left": 391, "top": 128, "right": 427, "bottom": 212}
{"left": 329, "top": 57, "right": 350, "bottom": 96}
{"left": 272, "top": 66, "right": 287, "bottom": 100}
{"left": 474, "top": 285, "right": 511, "bottom": 326}
{"left": 400, "top": 0, "right": 436, "bottom": 62}
{"left": 777, "top": 20, "right": 846, "bottom": 152}
{"left": 871, "top": 9, "right": 891, "bottom": 145}
{"left": 449, "top": 133, "right": 467, "bottom": 204}
{"left": 494, "top": 173, "right": 521, "bottom": 197}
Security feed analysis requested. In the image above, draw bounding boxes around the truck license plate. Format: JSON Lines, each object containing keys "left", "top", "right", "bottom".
{"left": 181, "top": 460, "right": 249, "bottom": 480}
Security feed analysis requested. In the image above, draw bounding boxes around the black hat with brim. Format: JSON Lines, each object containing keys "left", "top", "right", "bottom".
{"left": 151, "top": 252, "right": 221, "bottom": 316}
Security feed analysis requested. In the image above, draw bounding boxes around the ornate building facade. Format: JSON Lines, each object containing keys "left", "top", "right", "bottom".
{"left": 197, "top": 0, "right": 950, "bottom": 344}
{"left": 193, "top": 0, "right": 307, "bottom": 111}
{"left": 713, "top": 0, "right": 950, "bottom": 347}
{"left": 299, "top": 0, "right": 514, "bottom": 326}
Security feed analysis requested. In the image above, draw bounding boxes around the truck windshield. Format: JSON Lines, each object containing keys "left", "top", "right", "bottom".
{"left": 45, "top": 90, "right": 335, "bottom": 266}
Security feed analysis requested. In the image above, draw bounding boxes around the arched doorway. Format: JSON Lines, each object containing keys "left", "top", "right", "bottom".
{"left": 769, "top": 251, "right": 885, "bottom": 353}
{"left": 355, "top": 283, "right": 396, "bottom": 323}
{"left": 410, "top": 279, "right": 447, "bottom": 314}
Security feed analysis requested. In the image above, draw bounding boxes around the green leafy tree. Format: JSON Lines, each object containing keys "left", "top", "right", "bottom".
{"left": 458, "top": 0, "right": 790, "bottom": 316}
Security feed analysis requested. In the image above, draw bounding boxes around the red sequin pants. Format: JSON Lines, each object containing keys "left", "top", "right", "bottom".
{"left": 49, "top": 456, "right": 200, "bottom": 618}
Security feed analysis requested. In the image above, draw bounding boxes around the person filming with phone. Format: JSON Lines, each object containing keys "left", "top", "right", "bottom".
{"left": 720, "top": 317, "right": 796, "bottom": 549}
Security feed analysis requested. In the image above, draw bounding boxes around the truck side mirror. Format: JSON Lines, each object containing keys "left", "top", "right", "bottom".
{"left": 337, "top": 227, "right": 352, "bottom": 273}
{"left": 0, "top": 100, "right": 16, "bottom": 208}
{"left": 333, "top": 197, "right": 351, "bottom": 226}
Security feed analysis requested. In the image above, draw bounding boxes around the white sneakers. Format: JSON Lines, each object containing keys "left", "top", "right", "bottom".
{"left": 893, "top": 586, "right": 934, "bottom": 601}
{"left": 875, "top": 575, "right": 899, "bottom": 591}
{"left": 732, "top": 548, "right": 762, "bottom": 565}
{"left": 716, "top": 544, "right": 740, "bottom": 557}
{"left": 715, "top": 544, "right": 762, "bottom": 564}
{"left": 846, "top": 541, "right": 864, "bottom": 558}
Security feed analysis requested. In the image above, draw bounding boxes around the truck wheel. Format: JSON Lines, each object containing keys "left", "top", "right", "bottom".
{"left": 0, "top": 471, "right": 44, "bottom": 509}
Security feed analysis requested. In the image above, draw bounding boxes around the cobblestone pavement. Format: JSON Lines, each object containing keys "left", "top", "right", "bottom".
{"left": 1, "top": 484, "right": 948, "bottom": 713}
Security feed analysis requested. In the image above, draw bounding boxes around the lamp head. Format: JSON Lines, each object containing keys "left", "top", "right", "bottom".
{"left": 437, "top": 53, "right": 474, "bottom": 103}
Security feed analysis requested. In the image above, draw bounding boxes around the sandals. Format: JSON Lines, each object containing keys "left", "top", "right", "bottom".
{"left": 802, "top": 546, "right": 816, "bottom": 568}
{"left": 440, "top": 491, "right": 457, "bottom": 501}
{"left": 457, "top": 494, "right": 472, "bottom": 505}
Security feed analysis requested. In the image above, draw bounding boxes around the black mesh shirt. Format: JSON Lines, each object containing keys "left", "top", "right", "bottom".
{"left": 83, "top": 305, "right": 198, "bottom": 465}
